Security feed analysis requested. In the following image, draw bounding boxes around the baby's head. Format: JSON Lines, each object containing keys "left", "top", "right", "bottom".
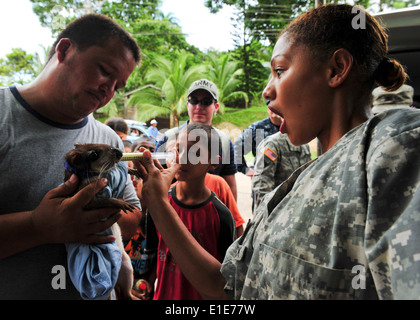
{"left": 167, "top": 123, "right": 221, "bottom": 181}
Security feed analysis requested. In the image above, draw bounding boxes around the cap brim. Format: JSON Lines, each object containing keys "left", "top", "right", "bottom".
{"left": 188, "top": 88, "right": 218, "bottom": 101}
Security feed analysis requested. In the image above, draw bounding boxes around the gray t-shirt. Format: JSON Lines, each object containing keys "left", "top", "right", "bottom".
{"left": 0, "top": 86, "right": 140, "bottom": 299}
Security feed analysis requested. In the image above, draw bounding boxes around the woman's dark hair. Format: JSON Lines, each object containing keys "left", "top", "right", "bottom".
{"left": 47, "top": 13, "right": 141, "bottom": 63}
{"left": 282, "top": 4, "right": 406, "bottom": 92}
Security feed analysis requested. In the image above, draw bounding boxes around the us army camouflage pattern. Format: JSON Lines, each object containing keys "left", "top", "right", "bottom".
{"left": 221, "top": 109, "right": 420, "bottom": 299}
{"left": 252, "top": 132, "right": 312, "bottom": 210}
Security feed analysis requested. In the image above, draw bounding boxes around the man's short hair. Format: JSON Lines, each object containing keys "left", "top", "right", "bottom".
{"left": 47, "top": 13, "right": 140, "bottom": 63}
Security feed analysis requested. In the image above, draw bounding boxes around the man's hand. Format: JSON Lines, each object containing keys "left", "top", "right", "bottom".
{"left": 31, "top": 174, "right": 122, "bottom": 244}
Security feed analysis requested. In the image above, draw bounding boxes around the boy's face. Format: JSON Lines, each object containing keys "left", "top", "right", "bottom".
{"left": 134, "top": 140, "right": 155, "bottom": 153}
{"left": 167, "top": 132, "right": 217, "bottom": 182}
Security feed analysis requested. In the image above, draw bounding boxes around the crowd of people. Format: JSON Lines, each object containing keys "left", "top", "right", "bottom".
{"left": 1, "top": 3, "right": 419, "bottom": 301}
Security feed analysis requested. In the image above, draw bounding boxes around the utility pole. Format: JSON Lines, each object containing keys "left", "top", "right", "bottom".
{"left": 315, "top": 0, "right": 325, "bottom": 7}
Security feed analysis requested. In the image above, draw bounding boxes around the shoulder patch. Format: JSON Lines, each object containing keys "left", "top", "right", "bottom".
{"left": 264, "top": 147, "right": 278, "bottom": 162}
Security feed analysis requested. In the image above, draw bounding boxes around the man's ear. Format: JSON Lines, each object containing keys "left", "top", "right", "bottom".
{"left": 214, "top": 102, "right": 220, "bottom": 114}
{"left": 327, "top": 48, "right": 353, "bottom": 88}
{"left": 56, "top": 38, "right": 72, "bottom": 62}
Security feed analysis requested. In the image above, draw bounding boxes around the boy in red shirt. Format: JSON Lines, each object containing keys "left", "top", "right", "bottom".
{"left": 153, "top": 123, "right": 236, "bottom": 300}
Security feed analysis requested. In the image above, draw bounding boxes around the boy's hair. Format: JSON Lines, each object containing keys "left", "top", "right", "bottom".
{"left": 179, "top": 123, "right": 222, "bottom": 162}
{"left": 47, "top": 13, "right": 141, "bottom": 63}
{"left": 105, "top": 117, "right": 128, "bottom": 134}
{"left": 132, "top": 135, "right": 155, "bottom": 152}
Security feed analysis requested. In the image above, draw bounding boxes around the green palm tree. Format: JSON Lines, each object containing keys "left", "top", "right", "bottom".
{"left": 207, "top": 53, "right": 248, "bottom": 112}
{"left": 127, "top": 52, "right": 207, "bottom": 128}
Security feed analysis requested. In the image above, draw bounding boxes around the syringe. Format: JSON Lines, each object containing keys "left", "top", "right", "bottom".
{"left": 120, "top": 151, "right": 176, "bottom": 162}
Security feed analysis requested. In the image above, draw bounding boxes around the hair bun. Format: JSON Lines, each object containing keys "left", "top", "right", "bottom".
{"left": 374, "top": 57, "right": 407, "bottom": 92}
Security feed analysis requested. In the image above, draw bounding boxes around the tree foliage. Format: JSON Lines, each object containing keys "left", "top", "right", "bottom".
{"left": 205, "top": 53, "right": 248, "bottom": 111}
{"left": 2, "top": 0, "right": 418, "bottom": 121}
{"left": 127, "top": 52, "right": 207, "bottom": 127}
{"left": 205, "top": 0, "right": 420, "bottom": 46}
{"left": 0, "top": 49, "right": 37, "bottom": 86}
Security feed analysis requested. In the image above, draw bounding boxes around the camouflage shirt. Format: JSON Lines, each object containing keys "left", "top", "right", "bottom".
{"left": 221, "top": 109, "right": 420, "bottom": 299}
{"left": 251, "top": 132, "right": 312, "bottom": 210}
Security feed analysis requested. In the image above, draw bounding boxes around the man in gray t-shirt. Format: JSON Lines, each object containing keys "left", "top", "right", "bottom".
{"left": 0, "top": 14, "right": 141, "bottom": 299}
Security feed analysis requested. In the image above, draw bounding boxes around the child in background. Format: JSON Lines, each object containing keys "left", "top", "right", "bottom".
{"left": 165, "top": 139, "right": 245, "bottom": 238}
{"left": 154, "top": 123, "right": 236, "bottom": 300}
{"left": 124, "top": 135, "right": 157, "bottom": 299}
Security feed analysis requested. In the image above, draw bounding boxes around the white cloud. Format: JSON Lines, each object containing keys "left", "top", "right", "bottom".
{"left": 0, "top": 0, "right": 54, "bottom": 59}
{"left": 161, "top": 0, "right": 238, "bottom": 52}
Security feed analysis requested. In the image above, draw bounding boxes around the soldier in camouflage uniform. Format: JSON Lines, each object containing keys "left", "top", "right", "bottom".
{"left": 234, "top": 109, "right": 283, "bottom": 176}
{"left": 251, "top": 132, "right": 311, "bottom": 211}
{"left": 222, "top": 108, "right": 420, "bottom": 299}
{"left": 133, "top": 4, "right": 420, "bottom": 300}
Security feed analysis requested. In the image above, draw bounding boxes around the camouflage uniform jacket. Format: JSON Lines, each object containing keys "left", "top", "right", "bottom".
{"left": 251, "top": 132, "right": 312, "bottom": 210}
{"left": 221, "top": 109, "right": 420, "bottom": 299}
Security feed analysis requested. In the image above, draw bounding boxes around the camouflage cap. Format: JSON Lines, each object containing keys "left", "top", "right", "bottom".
{"left": 372, "top": 84, "right": 414, "bottom": 114}
{"left": 187, "top": 79, "right": 219, "bottom": 101}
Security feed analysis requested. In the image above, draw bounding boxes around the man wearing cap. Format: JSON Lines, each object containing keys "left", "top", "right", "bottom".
{"left": 148, "top": 119, "right": 160, "bottom": 145}
{"left": 155, "top": 79, "right": 238, "bottom": 200}
{"left": 371, "top": 84, "right": 414, "bottom": 115}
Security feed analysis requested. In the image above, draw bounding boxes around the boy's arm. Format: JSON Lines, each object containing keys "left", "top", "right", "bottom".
{"left": 133, "top": 151, "right": 230, "bottom": 300}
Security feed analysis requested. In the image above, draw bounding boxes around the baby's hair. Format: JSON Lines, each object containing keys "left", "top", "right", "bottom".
{"left": 282, "top": 4, "right": 406, "bottom": 92}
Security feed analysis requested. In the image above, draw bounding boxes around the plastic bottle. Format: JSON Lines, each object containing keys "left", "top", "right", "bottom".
{"left": 134, "top": 279, "right": 150, "bottom": 297}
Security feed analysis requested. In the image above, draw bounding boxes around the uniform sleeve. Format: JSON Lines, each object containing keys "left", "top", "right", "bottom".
{"left": 251, "top": 139, "right": 279, "bottom": 210}
{"left": 365, "top": 124, "right": 420, "bottom": 299}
